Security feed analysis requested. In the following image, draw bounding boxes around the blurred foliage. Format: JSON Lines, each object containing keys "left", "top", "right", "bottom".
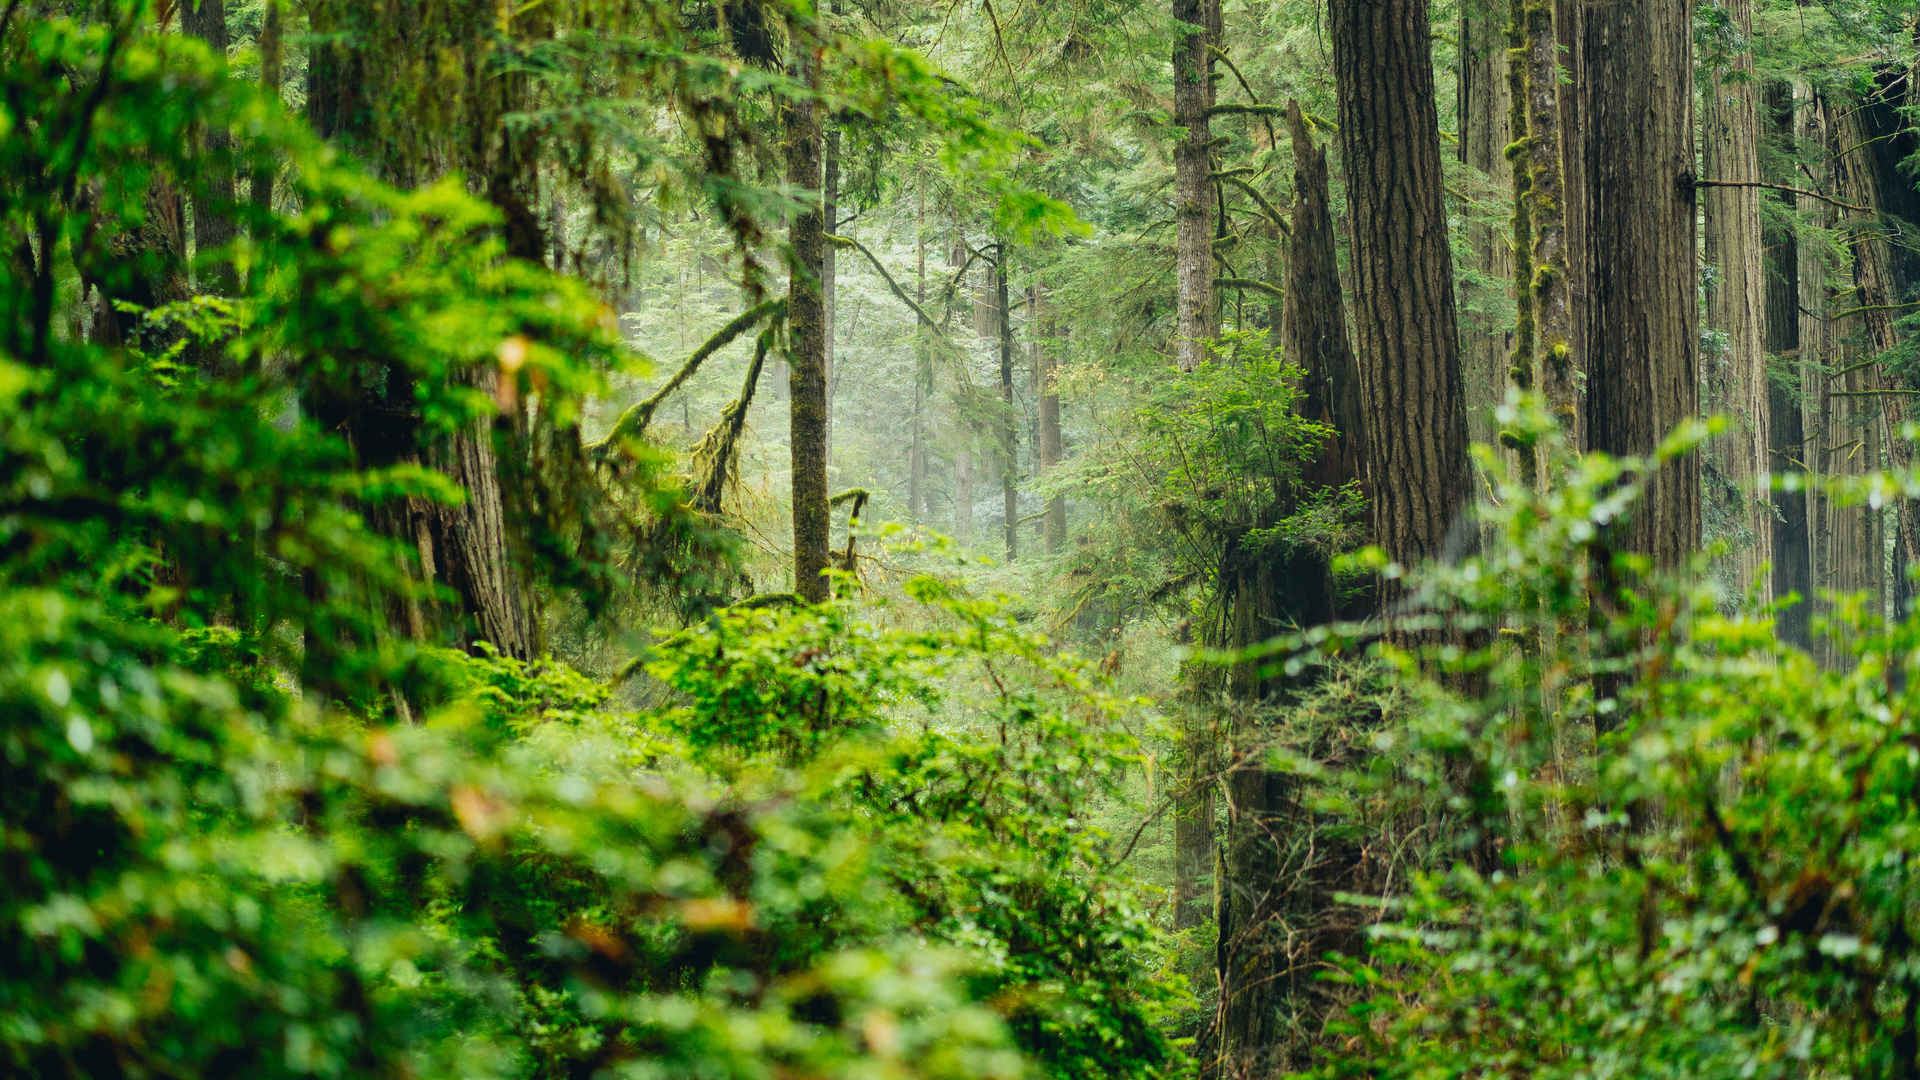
{"left": 0, "top": 6, "right": 1181, "bottom": 1079}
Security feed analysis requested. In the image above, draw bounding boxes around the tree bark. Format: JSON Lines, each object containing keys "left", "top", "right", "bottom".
{"left": 785, "top": 28, "right": 831, "bottom": 603}
{"left": 1701, "top": 0, "right": 1772, "bottom": 607}
{"left": 1830, "top": 95, "right": 1920, "bottom": 591}
{"left": 996, "top": 245, "right": 1019, "bottom": 561}
{"left": 1172, "top": 0, "right": 1219, "bottom": 372}
{"left": 1796, "top": 89, "right": 1881, "bottom": 666}
{"left": 823, "top": 118, "right": 839, "bottom": 454}
{"left": 1524, "top": 0, "right": 1577, "bottom": 443}
{"left": 1580, "top": 0, "right": 1699, "bottom": 568}
{"left": 1034, "top": 284, "right": 1066, "bottom": 552}
{"left": 1762, "top": 82, "right": 1810, "bottom": 651}
{"left": 910, "top": 184, "right": 929, "bottom": 523}
{"left": 1329, "top": 0, "right": 1472, "bottom": 609}
{"left": 248, "top": 0, "right": 281, "bottom": 222}
{"left": 182, "top": 0, "right": 236, "bottom": 293}
{"left": 1458, "top": 1, "right": 1513, "bottom": 456}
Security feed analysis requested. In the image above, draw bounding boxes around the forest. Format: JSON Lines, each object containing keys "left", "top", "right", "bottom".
{"left": 11, "top": 0, "right": 1920, "bottom": 1076}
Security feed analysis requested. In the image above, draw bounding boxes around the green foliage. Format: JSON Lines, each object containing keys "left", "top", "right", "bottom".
{"left": 647, "top": 565, "right": 1190, "bottom": 1078}
{"left": 1287, "top": 399, "right": 1920, "bottom": 1077}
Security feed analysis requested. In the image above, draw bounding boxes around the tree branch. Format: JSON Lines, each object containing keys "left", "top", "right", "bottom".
{"left": 1693, "top": 177, "right": 1870, "bottom": 215}
{"left": 827, "top": 231, "right": 948, "bottom": 333}
{"left": 590, "top": 298, "right": 783, "bottom": 459}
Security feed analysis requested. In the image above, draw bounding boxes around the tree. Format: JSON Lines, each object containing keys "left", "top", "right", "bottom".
{"left": 1700, "top": 0, "right": 1772, "bottom": 606}
{"left": 1329, "top": 0, "right": 1472, "bottom": 607}
{"left": 1579, "top": 0, "right": 1698, "bottom": 571}
{"left": 1171, "top": 0, "right": 1219, "bottom": 373}
{"left": 782, "top": 10, "right": 831, "bottom": 603}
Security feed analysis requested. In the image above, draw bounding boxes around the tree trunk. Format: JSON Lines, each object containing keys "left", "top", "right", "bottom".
{"left": 248, "top": 0, "right": 281, "bottom": 223}
{"left": 1034, "top": 284, "right": 1066, "bottom": 552}
{"left": 1329, "top": 0, "right": 1472, "bottom": 607}
{"left": 786, "top": 30, "right": 831, "bottom": 603}
{"left": 1579, "top": 0, "right": 1698, "bottom": 570}
{"left": 1458, "top": 2, "right": 1513, "bottom": 456}
{"left": 910, "top": 185, "right": 928, "bottom": 523}
{"left": 1762, "top": 82, "right": 1810, "bottom": 651}
{"left": 954, "top": 440, "right": 974, "bottom": 545}
{"left": 1796, "top": 90, "right": 1881, "bottom": 666}
{"left": 1172, "top": 0, "right": 1219, "bottom": 372}
{"left": 996, "top": 246, "right": 1019, "bottom": 561}
{"left": 823, "top": 118, "right": 839, "bottom": 456}
{"left": 182, "top": 0, "right": 236, "bottom": 293}
{"left": 1524, "top": 0, "right": 1577, "bottom": 443}
{"left": 1830, "top": 95, "right": 1920, "bottom": 590}
{"left": 1211, "top": 100, "right": 1369, "bottom": 1079}
{"left": 1701, "top": 0, "right": 1772, "bottom": 608}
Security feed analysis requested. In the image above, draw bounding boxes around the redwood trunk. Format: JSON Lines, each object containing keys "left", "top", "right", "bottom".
{"left": 1329, "top": 0, "right": 1472, "bottom": 602}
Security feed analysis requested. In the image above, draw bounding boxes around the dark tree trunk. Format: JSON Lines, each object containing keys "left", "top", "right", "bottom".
{"left": 1579, "top": 0, "right": 1698, "bottom": 569}
{"left": 1329, "top": 0, "right": 1472, "bottom": 610}
{"left": 1831, "top": 95, "right": 1920, "bottom": 590}
{"left": 1172, "top": 0, "right": 1219, "bottom": 372}
{"left": 786, "top": 31, "right": 831, "bottom": 603}
{"left": 1211, "top": 100, "right": 1369, "bottom": 1079}
{"left": 248, "top": 0, "right": 281, "bottom": 223}
{"left": 1763, "top": 81, "right": 1810, "bottom": 651}
{"left": 182, "top": 0, "right": 236, "bottom": 292}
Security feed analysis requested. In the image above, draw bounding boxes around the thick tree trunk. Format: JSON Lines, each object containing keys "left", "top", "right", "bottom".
{"left": 183, "top": 0, "right": 236, "bottom": 293}
{"left": 1762, "top": 83, "right": 1810, "bottom": 651}
{"left": 1329, "top": 0, "right": 1472, "bottom": 607}
{"left": 1701, "top": 0, "right": 1772, "bottom": 608}
{"left": 1457, "top": 3, "right": 1513, "bottom": 457}
{"left": 248, "top": 0, "right": 281, "bottom": 222}
{"left": 1796, "top": 90, "right": 1880, "bottom": 666}
{"left": 1580, "top": 0, "right": 1698, "bottom": 567}
{"left": 785, "top": 35, "right": 831, "bottom": 603}
{"left": 1172, "top": 0, "right": 1219, "bottom": 372}
{"left": 1830, "top": 97, "right": 1920, "bottom": 589}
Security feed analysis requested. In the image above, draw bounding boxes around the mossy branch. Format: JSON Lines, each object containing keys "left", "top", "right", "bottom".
{"left": 591, "top": 298, "right": 784, "bottom": 460}
{"left": 1215, "top": 276, "right": 1284, "bottom": 300}
{"left": 827, "top": 232, "right": 946, "bottom": 334}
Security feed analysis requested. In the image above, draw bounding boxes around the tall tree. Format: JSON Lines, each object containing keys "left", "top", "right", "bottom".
{"left": 1762, "top": 82, "right": 1810, "bottom": 651}
{"left": 1033, "top": 283, "right": 1066, "bottom": 552}
{"left": 1329, "top": 0, "right": 1472, "bottom": 606}
{"left": 996, "top": 244, "right": 1019, "bottom": 561}
{"left": 1171, "top": 0, "right": 1219, "bottom": 372}
{"left": 248, "top": 0, "right": 281, "bottom": 221}
{"left": 1700, "top": 0, "right": 1772, "bottom": 606}
{"left": 181, "top": 0, "right": 235, "bottom": 292}
{"left": 1458, "top": 0, "right": 1513, "bottom": 456}
{"left": 785, "top": 13, "right": 831, "bottom": 602}
{"left": 1579, "top": 0, "right": 1698, "bottom": 571}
